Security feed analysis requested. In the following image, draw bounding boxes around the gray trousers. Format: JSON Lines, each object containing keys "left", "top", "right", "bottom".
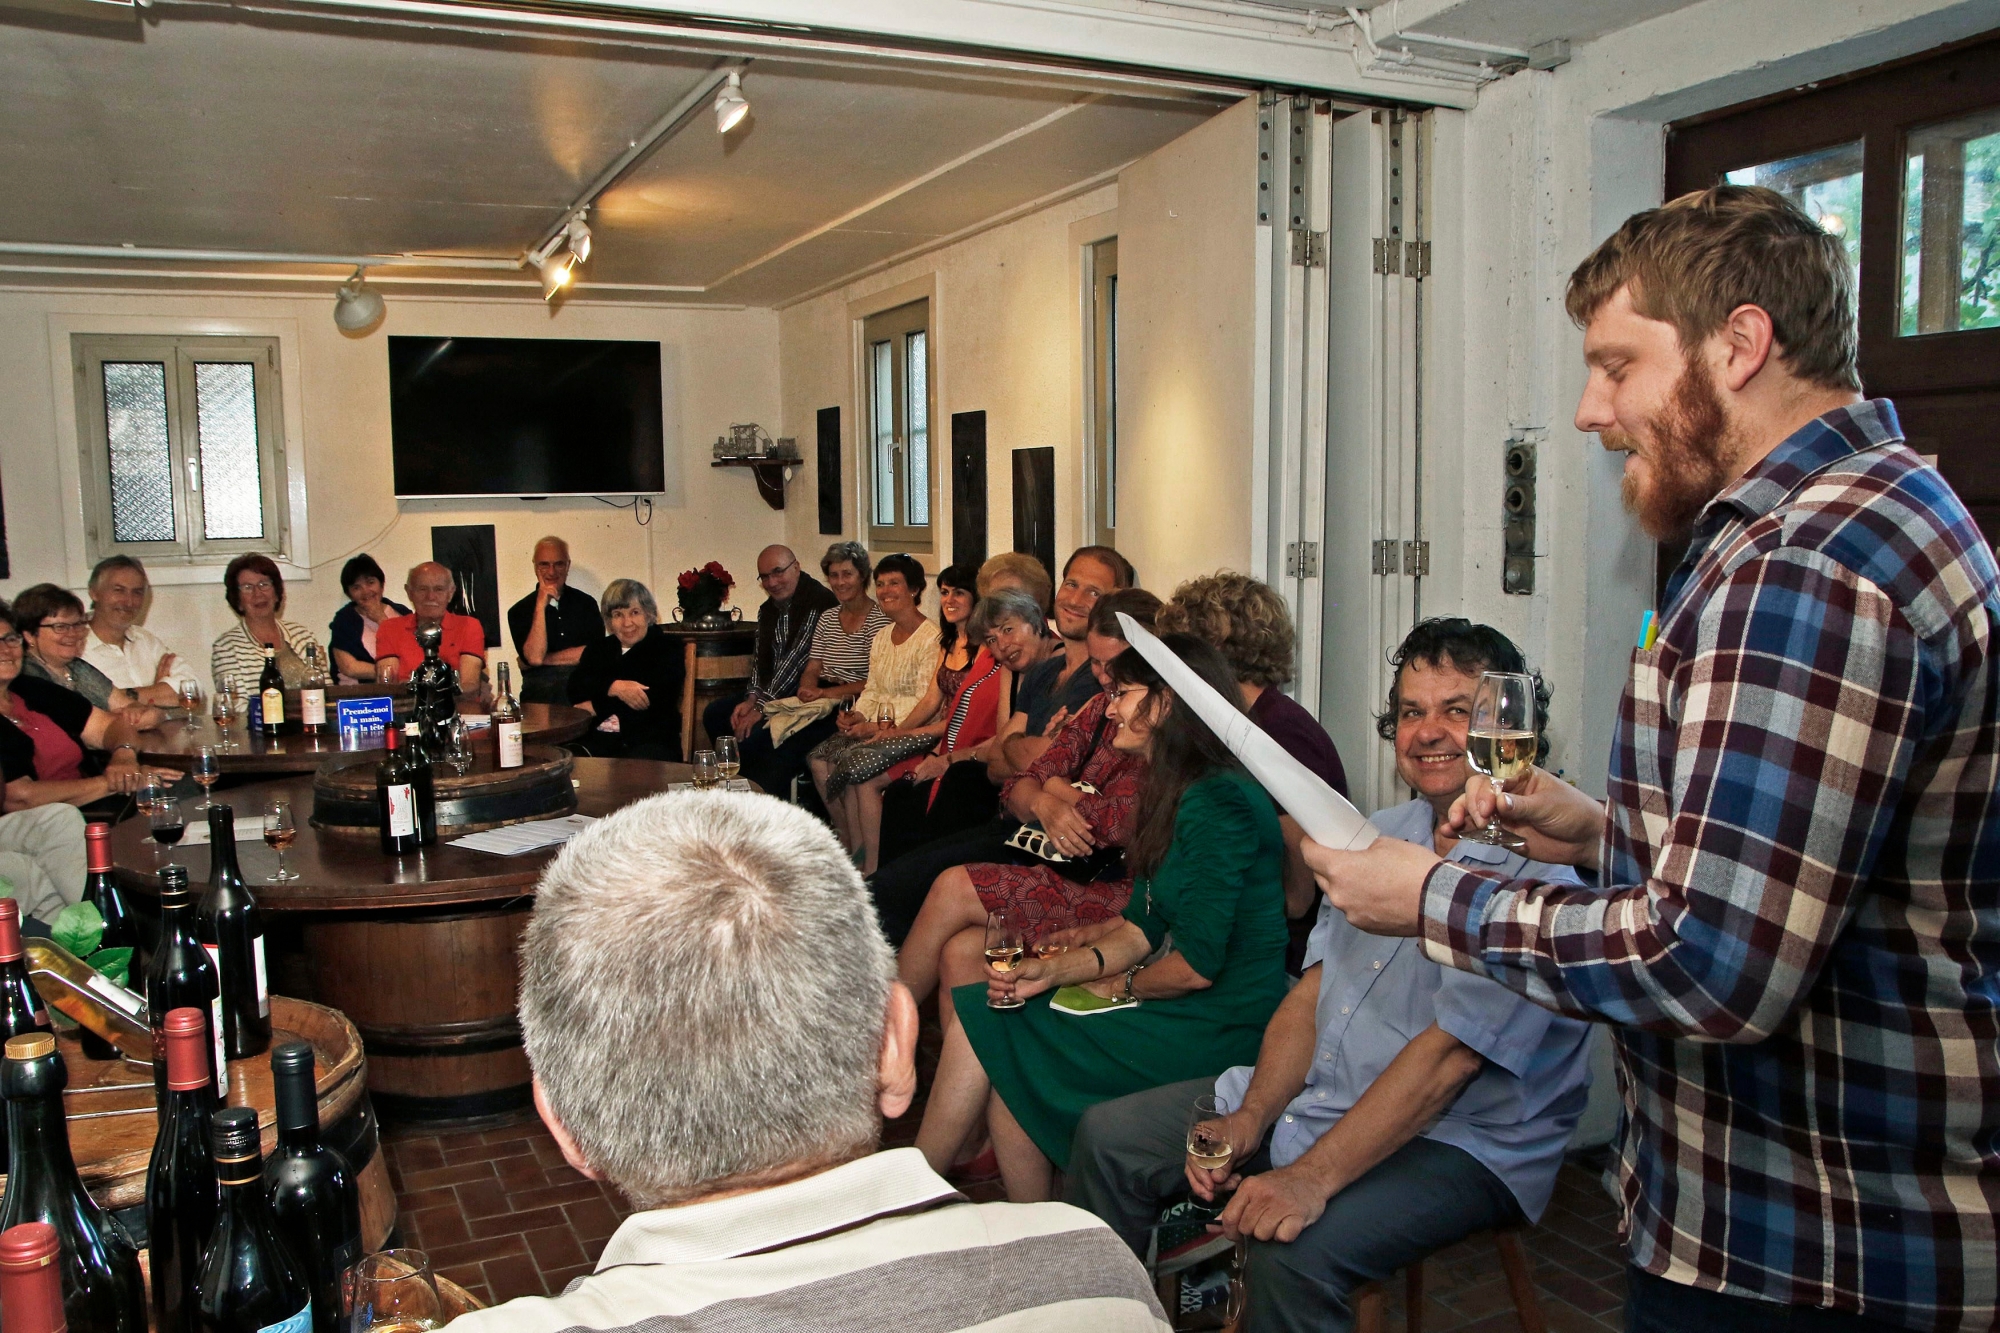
{"left": 1067, "top": 1077, "right": 1526, "bottom": 1333}
{"left": 0, "top": 804, "right": 88, "bottom": 927}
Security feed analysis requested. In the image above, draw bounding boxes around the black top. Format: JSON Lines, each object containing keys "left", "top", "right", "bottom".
{"left": 0, "top": 675, "right": 97, "bottom": 785}
{"left": 1014, "top": 651, "right": 1102, "bottom": 736}
{"left": 508, "top": 585, "right": 604, "bottom": 661}
{"left": 566, "top": 627, "right": 681, "bottom": 752}
{"left": 326, "top": 600, "right": 410, "bottom": 667}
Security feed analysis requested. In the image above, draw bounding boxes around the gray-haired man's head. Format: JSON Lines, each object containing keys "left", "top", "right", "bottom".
{"left": 520, "top": 792, "right": 911, "bottom": 1208}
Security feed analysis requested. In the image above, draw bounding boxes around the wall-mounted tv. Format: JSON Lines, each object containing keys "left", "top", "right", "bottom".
{"left": 388, "top": 336, "right": 665, "bottom": 498}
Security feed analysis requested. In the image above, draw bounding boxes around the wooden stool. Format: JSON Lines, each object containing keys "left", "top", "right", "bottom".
{"left": 1354, "top": 1229, "right": 1545, "bottom": 1333}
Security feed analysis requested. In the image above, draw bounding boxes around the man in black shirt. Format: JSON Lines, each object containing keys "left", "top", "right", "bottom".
{"left": 507, "top": 536, "right": 604, "bottom": 704}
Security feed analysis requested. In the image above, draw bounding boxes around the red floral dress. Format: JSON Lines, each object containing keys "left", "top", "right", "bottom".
{"left": 966, "top": 692, "right": 1143, "bottom": 933}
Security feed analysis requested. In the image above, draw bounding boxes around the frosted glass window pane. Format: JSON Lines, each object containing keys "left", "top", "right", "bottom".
{"left": 871, "top": 341, "right": 897, "bottom": 526}
{"left": 1900, "top": 107, "right": 2000, "bottom": 336}
{"left": 1726, "top": 142, "right": 1862, "bottom": 299}
{"left": 905, "top": 331, "right": 929, "bottom": 527}
{"left": 195, "top": 362, "right": 264, "bottom": 540}
{"left": 103, "top": 362, "right": 176, "bottom": 543}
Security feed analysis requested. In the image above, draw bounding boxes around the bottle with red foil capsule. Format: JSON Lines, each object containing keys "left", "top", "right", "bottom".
{"left": 145, "top": 868, "right": 225, "bottom": 1107}
{"left": 0, "top": 1221, "right": 68, "bottom": 1333}
{"left": 195, "top": 806, "right": 270, "bottom": 1061}
{"left": 81, "top": 825, "right": 137, "bottom": 954}
{"left": 146, "top": 1009, "right": 220, "bottom": 1333}
{"left": 0, "top": 898, "right": 54, "bottom": 1166}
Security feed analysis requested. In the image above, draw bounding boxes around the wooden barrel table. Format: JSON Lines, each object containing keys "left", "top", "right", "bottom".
{"left": 131, "top": 702, "right": 592, "bottom": 777}
{"left": 109, "top": 759, "right": 702, "bottom": 1124}
{"left": 12, "top": 997, "right": 397, "bottom": 1250}
{"left": 310, "top": 745, "right": 576, "bottom": 836}
{"left": 658, "top": 622, "right": 756, "bottom": 760}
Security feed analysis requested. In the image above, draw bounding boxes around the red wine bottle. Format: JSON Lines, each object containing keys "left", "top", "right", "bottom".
{"left": 0, "top": 899, "right": 54, "bottom": 1168}
{"left": 195, "top": 808, "right": 270, "bottom": 1060}
{"left": 264, "top": 1044, "right": 361, "bottom": 1333}
{"left": 195, "top": 1108, "right": 312, "bottom": 1333}
{"left": 146, "top": 1009, "right": 220, "bottom": 1333}
{"left": 0, "top": 1033, "right": 147, "bottom": 1333}
{"left": 374, "top": 726, "right": 435, "bottom": 855}
{"left": 78, "top": 825, "right": 135, "bottom": 1063}
{"left": 146, "top": 867, "right": 225, "bottom": 1107}
{"left": 0, "top": 1221, "right": 69, "bottom": 1333}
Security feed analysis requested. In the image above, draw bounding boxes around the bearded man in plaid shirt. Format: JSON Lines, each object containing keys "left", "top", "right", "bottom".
{"left": 1307, "top": 184, "right": 1998, "bottom": 1332}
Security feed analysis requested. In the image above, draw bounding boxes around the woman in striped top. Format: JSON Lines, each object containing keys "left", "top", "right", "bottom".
{"left": 209, "top": 554, "right": 325, "bottom": 693}
{"left": 795, "top": 543, "right": 889, "bottom": 704}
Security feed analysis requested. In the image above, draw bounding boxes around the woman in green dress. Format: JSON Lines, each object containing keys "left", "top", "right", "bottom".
{"left": 916, "top": 633, "right": 1289, "bottom": 1201}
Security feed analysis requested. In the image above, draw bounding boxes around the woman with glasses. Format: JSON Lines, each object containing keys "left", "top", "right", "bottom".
{"left": 12, "top": 583, "right": 163, "bottom": 730}
{"left": 0, "top": 597, "right": 170, "bottom": 814}
{"left": 210, "top": 554, "right": 325, "bottom": 693}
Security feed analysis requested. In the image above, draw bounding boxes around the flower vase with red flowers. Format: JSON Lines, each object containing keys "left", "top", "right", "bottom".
{"left": 674, "top": 561, "right": 739, "bottom": 627}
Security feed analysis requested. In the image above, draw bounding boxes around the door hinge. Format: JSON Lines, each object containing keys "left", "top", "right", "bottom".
{"left": 1285, "top": 540, "right": 1321, "bottom": 578}
{"left": 1371, "top": 539, "right": 1399, "bottom": 575}
{"left": 1372, "top": 238, "right": 1399, "bottom": 276}
{"left": 1291, "top": 229, "right": 1327, "bottom": 268}
{"left": 1405, "top": 241, "right": 1430, "bottom": 280}
{"left": 1373, "top": 239, "right": 1428, "bottom": 278}
{"left": 1372, "top": 539, "right": 1427, "bottom": 576}
{"left": 1402, "top": 540, "right": 1430, "bottom": 576}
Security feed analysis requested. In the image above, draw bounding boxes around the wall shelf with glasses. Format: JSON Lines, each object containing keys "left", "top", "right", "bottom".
{"left": 710, "top": 457, "right": 794, "bottom": 510}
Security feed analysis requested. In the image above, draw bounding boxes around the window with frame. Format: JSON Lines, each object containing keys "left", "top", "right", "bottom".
{"left": 73, "top": 334, "right": 290, "bottom": 569}
{"left": 1085, "top": 237, "right": 1119, "bottom": 546}
{"left": 863, "top": 300, "right": 932, "bottom": 551}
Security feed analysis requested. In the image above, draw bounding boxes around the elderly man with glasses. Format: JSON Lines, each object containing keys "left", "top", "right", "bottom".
{"left": 700, "top": 544, "right": 840, "bottom": 777}
{"left": 507, "top": 536, "right": 603, "bottom": 704}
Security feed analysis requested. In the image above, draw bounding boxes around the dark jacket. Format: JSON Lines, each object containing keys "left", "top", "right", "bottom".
{"left": 567, "top": 627, "right": 682, "bottom": 754}
{"left": 750, "top": 571, "right": 839, "bottom": 701}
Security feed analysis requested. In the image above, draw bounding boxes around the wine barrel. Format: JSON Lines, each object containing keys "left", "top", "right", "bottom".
{"left": 19, "top": 997, "right": 396, "bottom": 1250}
{"left": 310, "top": 745, "right": 576, "bottom": 836}
{"left": 659, "top": 623, "right": 756, "bottom": 757}
{"left": 303, "top": 904, "right": 532, "bottom": 1123}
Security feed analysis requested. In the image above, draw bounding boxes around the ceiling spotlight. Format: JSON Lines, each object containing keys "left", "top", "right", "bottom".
{"left": 565, "top": 213, "right": 592, "bottom": 266}
{"left": 536, "top": 251, "right": 574, "bottom": 302}
{"left": 713, "top": 70, "right": 749, "bottom": 134}
{"left": 332, "top": 269, "right": 385, "bottom": 334}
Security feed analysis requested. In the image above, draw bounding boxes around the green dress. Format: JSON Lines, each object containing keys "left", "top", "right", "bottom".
{"left": 953, "top": 768, "right": 1289, "bottom": 1168}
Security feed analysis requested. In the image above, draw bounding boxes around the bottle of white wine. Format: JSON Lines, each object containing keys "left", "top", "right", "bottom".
{"left": 299, "top": 645, "right": 327, "bottom": 737}
{"left": 257, "top": 647, "right": 286, "bottom": 739}
{"left": 492, "top": 662, "right": 523, "bottom": 771}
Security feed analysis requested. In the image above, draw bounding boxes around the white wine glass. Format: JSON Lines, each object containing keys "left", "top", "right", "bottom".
{"left": 210, "top": 679, "right": 235, "bottom": 750}
{"left": 264, "top": 799, "right": 299, "bottom": 882}
{"left": 875, "top": 702, "right": 897, "bottom": 733}
{"left": 1465, "top": 671, "right": 1536, "bottom": 852}
{"left": 984, "top": 909, "right": 1026, "bottom": 1010}
{"left": 714, "top": 734, "right": 740, "bottom": 784}
{"left": 690, "top": 749, "right": 718, "bottom": 790}
{"left": 178, "top": 679, "right": 202, "bottom": 718}
{"left": 1185, "top": 1091, "right": 1234, "bottom": 1177}
{"left": 341, "top": 1249, "right": 442, "bottom": 1333}
{"left": 192, "top": 746, "right": 221, "bottom": 812}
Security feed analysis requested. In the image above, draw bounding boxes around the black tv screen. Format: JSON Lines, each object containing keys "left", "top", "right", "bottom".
{"left": 388, "top": 336, "right": 665, "bottom": 497}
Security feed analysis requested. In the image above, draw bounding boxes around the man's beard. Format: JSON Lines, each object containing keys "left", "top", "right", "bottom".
{"left": 1610, "top": 354, "right": 1732, "bottom": 541}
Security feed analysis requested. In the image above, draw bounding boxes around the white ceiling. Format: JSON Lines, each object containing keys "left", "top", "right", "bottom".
{"left": 1230, "top": 0, "right": 1710, "bottom": 52}
{"left": 0, "top": 4, "right": 1234, "bottom": 305}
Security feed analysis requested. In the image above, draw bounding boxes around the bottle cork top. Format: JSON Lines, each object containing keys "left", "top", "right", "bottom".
{"left": 5, "top": 1034, "right": 55, "bottom": 1060}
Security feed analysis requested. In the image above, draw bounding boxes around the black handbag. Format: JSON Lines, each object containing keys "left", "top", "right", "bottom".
{"left": 998, "top": 709, "right": 1126, "bottom": 883}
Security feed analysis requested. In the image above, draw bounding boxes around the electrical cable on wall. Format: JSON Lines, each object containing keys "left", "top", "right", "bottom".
{"left": 595, "top": 496, "right": 654, "bottom": 526}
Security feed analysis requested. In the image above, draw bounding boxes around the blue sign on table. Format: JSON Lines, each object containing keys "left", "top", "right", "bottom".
{"left": 335, "top": 696, "right": 396, "bottom": 750}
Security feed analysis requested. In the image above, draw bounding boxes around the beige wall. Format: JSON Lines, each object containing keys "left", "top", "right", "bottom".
{"left": 0, "top": 290, "right": 781, "bottom": 683}
{"left": 1113, "top": 97, "right": 1259, "bottom": 594}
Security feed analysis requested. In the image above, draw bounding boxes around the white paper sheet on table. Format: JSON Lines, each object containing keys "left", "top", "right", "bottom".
{"left": 177, "top": 822, "right": 266, "bottom": 845}
{"left": 449, "top": 813, "right": 598, "bottom": 856}
{"left": 1117, "top": 614, "right": 1378, "bottom": 851}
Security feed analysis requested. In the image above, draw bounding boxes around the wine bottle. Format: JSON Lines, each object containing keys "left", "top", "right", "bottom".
{"left": 196, "top": 808, "right": 270, "bottom": 1060}
{"left": 0, "top": 1221, "right": 68, "bottom": 1333}
{"left": 257, "top": 647, "right": 286, "bottom": 739}
{"left": 195, "top": 1108, "right": 312, "bottom": 1333}
{"left": 77, "top": 824, "right": 135, "bottom": 1063}
{"left": 23, "top": 945, "right": 150, "bottom": 1064}
{"left": 146, "top": 1008, "right": 220, "bottom": 1333}
{"left": 298, "top": 645, "right": 327, "bottom": 738}
{"left": 264, "top": 1044, "right": 361, "bottom": 1333}
{"left": 492, "top": 661, "right": 524, "bottom": 771}
{"left": 374, "top": 726, "right": 435, "bottom": 855}
{"left": 147, "top": 867, "right": 225, "bottom": 1106}
{"left": 0, "top": 1033, "right": 147, "bottom": 1333}
{"left": 0, "top": 900, "right": 52, "bottom": 1170}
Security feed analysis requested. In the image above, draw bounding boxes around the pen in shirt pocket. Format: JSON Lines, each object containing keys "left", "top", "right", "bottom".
{"left": 1636, "top": 609, "right": 1659, "bottom": 650}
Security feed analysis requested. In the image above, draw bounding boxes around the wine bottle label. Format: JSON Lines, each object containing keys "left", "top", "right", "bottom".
{"left": 85, "top": 973, "right": 145, "bottom": 1019}
{"left": 386, "top": 784, "right": 417, "bottom": 837}
{"left": 258, "top": 1303, "right": 313, "bottom": 1333}
{"left": 253, "top": 933, "right": 269, "bottom": 1018}
{"left": 498, "top": 721, "right": 524, "bottom": 769}
{"left": 263, "top": 687, "right": 286, "bottom": 726}
{"left": 301, "top": 689, "right": 326, "bottom": 726}
{"left": 209, "top": 994, "right": 229, "bottom": 1095}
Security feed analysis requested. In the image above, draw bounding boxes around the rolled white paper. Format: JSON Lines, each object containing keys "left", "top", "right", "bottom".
{"left": 1117, "top": 612, "right": 1378, "bottom": 851}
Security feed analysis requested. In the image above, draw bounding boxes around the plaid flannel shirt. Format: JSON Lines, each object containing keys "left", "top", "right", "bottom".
{"left": 1421, "top": 400, "right": 2000, "bottom": 1329}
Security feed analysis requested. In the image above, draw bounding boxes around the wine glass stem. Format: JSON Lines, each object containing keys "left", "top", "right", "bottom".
{"left": 1487, "top": 777, "right": 1504, "bottom": 838}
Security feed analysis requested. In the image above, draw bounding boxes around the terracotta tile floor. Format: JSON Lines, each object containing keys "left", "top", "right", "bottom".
{"left": 384, "top": 1013, "right": 1630, "bottom": 1329}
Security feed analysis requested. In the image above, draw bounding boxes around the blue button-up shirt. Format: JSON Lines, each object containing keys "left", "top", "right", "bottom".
{"left": 1216, "top": 798, "right": 1594, "bottom": 1220}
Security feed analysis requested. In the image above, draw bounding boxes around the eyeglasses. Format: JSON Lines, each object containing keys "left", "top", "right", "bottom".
{"left": 756, "top": 561, "right": 798, "bottom": 583}
{"left": 235, "top": 579, "right": 275, "bottom": 593}
{"left": 1108, "top": 685, "right": 1149, "bottom": 701}
{"left": 39, "top": 620, "right": 90, "bottom": 636}
{"left": 0, "top": 633, "right": 22, "bottom": 649}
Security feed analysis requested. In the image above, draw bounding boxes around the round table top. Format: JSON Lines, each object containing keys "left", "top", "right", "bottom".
{"left": 132, "top": 702, "right": 591, "bottom": 775}
{"left": 108, "top": 757, "right": 704, "bottom": 911}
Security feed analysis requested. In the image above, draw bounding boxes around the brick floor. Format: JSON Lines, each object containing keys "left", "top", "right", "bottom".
{"left": 387, "top": 1012, "right": 1630, "bottom": 1329}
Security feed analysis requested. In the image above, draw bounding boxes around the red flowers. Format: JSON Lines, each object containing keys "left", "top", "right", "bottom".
{"left": 676, "top": 561, "right": 735, "bottom": 609}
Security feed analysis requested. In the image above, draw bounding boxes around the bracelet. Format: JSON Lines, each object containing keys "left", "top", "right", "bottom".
{"left": 112, "top": 743, "right": 136, "bottom": 757}
{"left": 1120, "top": 963, "right": 1145, "bottom": 1003}
{"left": 1090, "top": 946, "right": 1106, "bottom": 979}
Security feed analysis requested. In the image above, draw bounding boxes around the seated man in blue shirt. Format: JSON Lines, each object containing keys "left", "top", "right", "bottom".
{"left": 1067, "top": 618, "right": 1595, "bottom": 1333}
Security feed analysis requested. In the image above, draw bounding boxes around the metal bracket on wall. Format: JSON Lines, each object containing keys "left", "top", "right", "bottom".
{"left": 1502, "top": 432, "right": 1540, "bottom": 595}
{"left": 1256, "top": 91, "right": 1281, "bottom": 226}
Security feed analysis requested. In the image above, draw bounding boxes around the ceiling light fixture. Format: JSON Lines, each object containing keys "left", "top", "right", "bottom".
{"left": 536, "top": 250, "right": 574, "bottom": 302}
{"left": 332, "top": 268, "right": 385, "bottom": 333}
{"left": 565, "top": 213, "right": 592, "bottom": 266}
{"left": 712, "top": 70, "right": 749, "bottom": 134}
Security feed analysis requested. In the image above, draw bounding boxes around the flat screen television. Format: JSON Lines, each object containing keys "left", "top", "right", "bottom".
{"left": 388, "top": 336, "right": 665, "bottom": 497}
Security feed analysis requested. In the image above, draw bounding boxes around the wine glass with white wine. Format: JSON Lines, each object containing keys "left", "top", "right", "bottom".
{"left": 1464, "top": 671, "right": 1537, "bottom": 851}
{"left": 984, "top": 909, "right": 1026, "bottom": 1010}
{"left": 714, "top": 734, "right": 740, "bottom": 785}
{"left": 1185, "top": 1092, "right": 1234, "bottom": 1176}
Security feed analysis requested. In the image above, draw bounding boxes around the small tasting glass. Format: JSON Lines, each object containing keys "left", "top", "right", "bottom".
{"left": 148, "top": 796, "right": 186, "bottom": 860}
{"left": 690, "top": 750, "right": 719, "bottom": 790}
{"left": 264, "top": 799, "right": 299, "bottom": 882}
{"left": 1185, "top": 1092, "right": 1233, "bottom": 1178}
{"left": 984, "top": 909, "right": 1027, "bottom": 1011}
{"left": 178, "top": 679, "right": 202, "bottom": 717}
{"left": 192, "top": 746, "right": 221, "bottom": 811}
{"left": 714, "top": 734, "right": 740, "bottom": 784}
{"left": 341, "top": 1249, "right": 443, "bottom": 1333}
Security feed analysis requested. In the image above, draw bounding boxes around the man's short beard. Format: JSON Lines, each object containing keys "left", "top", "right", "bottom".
{"left": 1613, "top": 353, "right": 1732, "bottom": 542}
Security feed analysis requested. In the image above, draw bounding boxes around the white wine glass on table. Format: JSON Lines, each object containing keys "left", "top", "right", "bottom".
{"left": 984, "top": 909, "right": 1026, "bottom": 1010}
{"left": 342, "top": 1249, "right": 443, "bottom": 1333}
{"left": 690, "top": 749, "right": 719, "bottom": 790}
{"left": 1465, "top": 671, "right": 1537, "bottom": 852}
{"left": 178, "top": 679, "right": 201, "bottom": 718}
{"left": 264, "top": 799, "right": 299, "bottom": 882}
{"left": 133, "top": 773, "right": 164, "bottom": 820}
{"left": 714, "top": 734, "right": 740, "bottom": 783}
{"left": 211, "top": 679, "right": 235, "bottom": 750}
{"left": 192, "top": 746, "right": 222, "bottom": 811}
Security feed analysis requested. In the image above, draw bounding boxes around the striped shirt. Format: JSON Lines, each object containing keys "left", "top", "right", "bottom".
{"left": 809, "top": 605, "right": 891, "bottom": 685}
{"left": 209, "top": 618, "right": 323, "bottom": 691}
{"left": 447, "top": 1149, "right": 1167, "bottom": 1333}
{"left": 1420, "top": 400, "right": 2000, "bottom": 1329}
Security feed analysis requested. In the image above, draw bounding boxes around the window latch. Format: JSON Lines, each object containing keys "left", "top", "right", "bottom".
{"left": 185, "top": 455, "right": 201, "bottom": 493}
